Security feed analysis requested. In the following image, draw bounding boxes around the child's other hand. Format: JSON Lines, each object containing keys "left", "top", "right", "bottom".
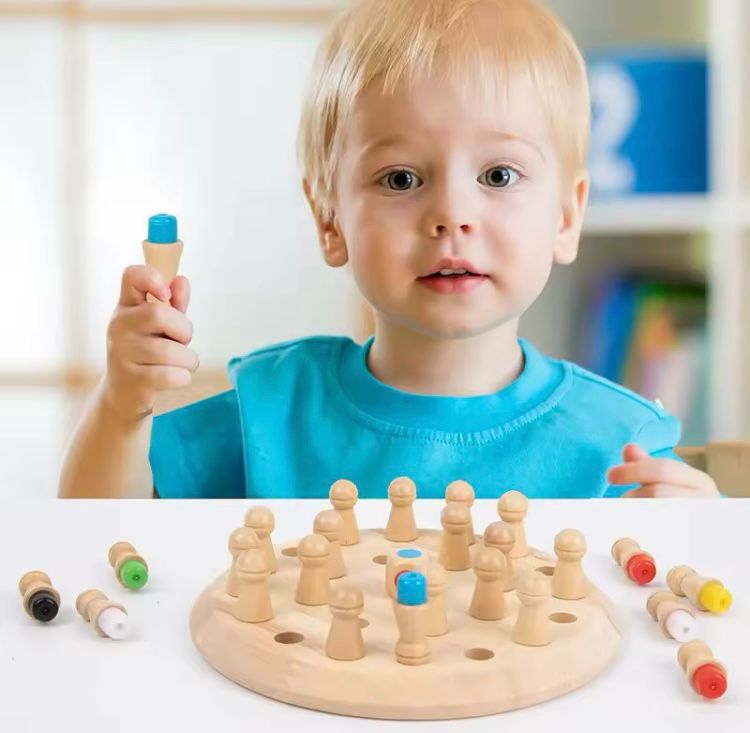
{"left": 104, "top": 265, "right": 199, "bottom": 422}
{"left": 606, "top": 443, "right": 720, "bottom": 498}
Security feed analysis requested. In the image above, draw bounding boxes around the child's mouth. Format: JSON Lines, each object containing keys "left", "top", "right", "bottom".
{"left": 417, "top": 272, "right": 489, "bottom": 294}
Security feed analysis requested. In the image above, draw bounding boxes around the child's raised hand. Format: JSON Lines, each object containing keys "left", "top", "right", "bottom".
{"left": 606, "top": 443, "right": 719, "bottom": 498}
{"left": 104, "top": 265, "right": 199, "bottom": 421}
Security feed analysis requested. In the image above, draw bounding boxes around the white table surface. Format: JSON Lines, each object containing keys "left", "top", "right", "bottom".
{"left": 1, "top": 498, "right": 748, "bottom": 733}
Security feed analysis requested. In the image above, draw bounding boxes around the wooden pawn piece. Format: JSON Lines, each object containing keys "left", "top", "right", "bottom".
{"left": 497, "top": 490, "right": 529, "bottom": 558}
{"left": 424, "top": 562, "right": 448, "bottom": 636}
{"left": 393, "top": 572, "right": 430, "bottom": 666}
{"left": 75, "top": 589, "right": 129, "bottom": 639}
{"left": 233, "top": 548, "right": 273, "bottom": 623}
{"left": 439, "top": 502, "right": 471, "bottom": 571}
{"left": 295, "top": 534, "right": 330, "bottom": 606}
{"left": 469, "top": 546, "right": 507, "bottom": 621}
{"left": 646, "top": 591, "right": 698, "bottom": 642}
{"left": 551, "top": 529, "right": 588, "bottom": 600}
{"left": 18, "top": 571, "right": 60, "bottom": 623}
{"left": 667, "top": 565, "right": 733, "bottom": 614}
{"left": 677, "top": 640, "right": 728, "bottom": 699}
{"left": 244, "top": 505, "right": 277, "bottom": 574}
{"left": 512, "top": 571, "right": 551, "bottom": 647}
{"left": 445, "top": 480, "right": 476, "bottom": 546}
{"left": 329, "top": 479, "right": 360, "bottom": 546}
{"left": 611, "top": 537, "right": 656, "bottom": 585}
{"left": 226, "top": 527, "right": 259, "bottom": 597}
{"left": 314, "top": 509, "right": 346, "bottom": 579}
{"left": 108, "top": 541, "right": 149, "bottom": 590}
{"left": 326, "top": 585, "right": 365, "bottom": 661}
{"left": 385, "top": 476, "right": 418, "bottom": 542}
{"left": 483, "top": 521, "right": 516, "bottom": 590}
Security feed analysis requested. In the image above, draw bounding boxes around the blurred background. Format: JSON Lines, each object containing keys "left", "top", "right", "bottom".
{"left": 1, "top": 0, "right": 749, "bottom": 497}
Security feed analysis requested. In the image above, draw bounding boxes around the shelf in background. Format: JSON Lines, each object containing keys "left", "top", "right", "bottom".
{"left": 584, "top": 195, "right": 750, "bottom": 235}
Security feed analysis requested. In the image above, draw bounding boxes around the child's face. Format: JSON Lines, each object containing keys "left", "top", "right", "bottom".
{"left": 315, "top": 70, "right": 587, "bottom": 339}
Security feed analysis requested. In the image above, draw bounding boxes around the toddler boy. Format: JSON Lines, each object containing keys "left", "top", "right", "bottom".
{"left": 59, "top": 0, "right": 718, "bottom": 499}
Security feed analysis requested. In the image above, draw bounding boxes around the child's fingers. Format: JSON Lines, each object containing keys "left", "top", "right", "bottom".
{"left": 606, "top": 456, "right": 704, "bottom": 487}
{"left": 621, "top": 485, "right": 658, "bottom": 498}
{"left": 622, "top": 483, "right": 706, "bottom": 499}
{"left": 169, "top": 275, "right": 191, "bottom": 314}
{"left": 622, "top": 442, "right": 648, "bottom": 462}
{"left": 119, "top": 265, "right": 170, "bottom": 307}
{"left": 126, "top": 336, "right": 199, "bottom": 373}
{"left": 128, "top": 363, "right": 193, "bottom": 391}
{"left": 116, "top": 302, "right": 194, "bottom": 345}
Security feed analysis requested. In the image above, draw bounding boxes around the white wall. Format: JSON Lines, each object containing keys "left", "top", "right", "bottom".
{"left": 0, "top": 21, "right": 67, "bottom": 371}
{"left": 81, "top": 23, "right": 355, "bottom": 370}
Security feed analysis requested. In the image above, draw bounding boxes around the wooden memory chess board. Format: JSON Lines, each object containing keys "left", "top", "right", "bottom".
{"left": 190, "top": 527, "right": 622, "bottom": 720}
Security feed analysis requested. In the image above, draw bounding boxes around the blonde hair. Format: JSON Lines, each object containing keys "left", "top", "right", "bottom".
{"left": 297, "top": 0, "right": 590, "bottom": 221}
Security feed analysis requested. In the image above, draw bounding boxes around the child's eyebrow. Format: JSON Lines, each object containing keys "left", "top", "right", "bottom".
{"left": 483, "top": 131, "right": 546, "bottom": 161}
{"left": 357, "top": 133, "right": 412, "bottom": 161}
{"left": 357, "top": 130, "right": 545, "bottom": 162}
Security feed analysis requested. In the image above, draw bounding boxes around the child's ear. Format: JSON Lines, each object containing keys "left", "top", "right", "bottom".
{"left": 553, "top": 173, "right": 589, "bottom": 266}
{"left": 303, "top": 178, "right": 349, "bottom": 268}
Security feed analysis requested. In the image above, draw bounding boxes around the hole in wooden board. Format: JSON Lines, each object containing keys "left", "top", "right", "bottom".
{"left": 281, "top": 547, "right": 298, "bottom": 557}
{"left": 360, "top": 618, "right": 370, "bottom": 628}
{"left": 549, "top": 612, "right": 577, "bottom": 624}
{"left": 465, "top": 648, "right": 494, "bottom": 661}
{"left": 372, "top": 555, "right": 388, "bottom": 565}
{"left": 275, "top": 631, "right": 304, "bottom": 644}
{"left": 536, "top": 566, "right": 554, "bottom": 576}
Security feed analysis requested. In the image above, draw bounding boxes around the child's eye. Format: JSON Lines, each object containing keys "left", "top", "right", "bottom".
{"left": 379, "top": 169, "right": 422, "bottom": 191}
{"left": 479, "top": 166, "right": 522, "bottom": 188}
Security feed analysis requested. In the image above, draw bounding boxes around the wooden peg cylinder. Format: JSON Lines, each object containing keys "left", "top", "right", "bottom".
{"left": 611, "top": 537, "right": 656, "bottom": 585}
{"left": 551, "top": 529, "right": 588, "bottom": 600}
{"left": 18, "top": 571, "right": 60, "bottom": 623}
{"left": 244, "top": 506, "right": 277, "bottom": 574}
{"left": 424, "top": 562, "right": 448, "bottom": 637}
{"left": 393, "top": 572, "right": 430, "bottom": 666}
{"left": 326, "top": 585, "right": 365, "bottom": 661}
{"left": 227, "top": 527, "right": 260, "bottom": 597}
{"left": 314, "top": 509, "right": 346, "bottom": 579}
{"left": 385, "top": 476, "right": 418, "bottom": 542}
{"left": 469, "top": 546, "right": 507, "bottom": 621}
{"left": 667, "top": 565, "right": 732, "bottom": 614}
{"left": 445, "top": 480, "right": 476, "bottom": 545}
{"left": 677, "top": 640, "right": 727, "bottom": 699}
{"left": 512, "top": 571, "right": 551, "bottom": 647}
{"left": 646, "top": 591, "right": 697, "bottom": 642}
{"left": 439, "top": 502, "right": 471, "bottom": 571}
{"left": 483, "top": 521, "right": 516, "bottom": 590}
{"left": 76, "top": 589, "right": 128, "bottom": 638}
{"left": 295, "top": 534, "right": 330, "bottom": 606}
{"left": 385, "top": 547, "right": 430, "bottom": 598}
{"left": 234, "top": 548, "right": 273, "bottom": 623}
{"left": 497, "top": 490, "right": 529, "bottom": 558}
{"left": 142, "top": 223, "right": 183, "bottom": 301}
{"left": 108, "top": 541, "right": 149, "bottom": 590}
{"left": 329, "top": 479, "right": 360, "bottom": 546}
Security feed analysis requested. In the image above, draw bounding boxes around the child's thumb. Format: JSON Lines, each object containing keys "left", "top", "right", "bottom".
{"left": 170, "top": 275, "right": 191, "bottom": 314}
{"left": 622, "top": 442, "right": 648, "bottom": 462}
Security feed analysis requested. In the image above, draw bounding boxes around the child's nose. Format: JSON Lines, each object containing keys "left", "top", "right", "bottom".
{"left": 422, "top": 187, "right": 478, "bottom": 239}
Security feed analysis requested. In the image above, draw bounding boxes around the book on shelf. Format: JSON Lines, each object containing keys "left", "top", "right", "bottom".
{"left": 578, "top": 272, "right": 707, "bottom": 445}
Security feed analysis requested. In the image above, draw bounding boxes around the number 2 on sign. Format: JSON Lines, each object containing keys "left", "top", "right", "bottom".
{"left": 589, "top": 63, "right": 639, "bottom": 194}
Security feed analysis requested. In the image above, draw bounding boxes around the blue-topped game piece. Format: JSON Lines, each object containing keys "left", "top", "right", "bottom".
{"left": 148, "top": 213, "right": 178, "bottom": 244}
{"left": 396, "top": 548, "right": 422, "bottom": 559}
{"left": 396, "top": 571, "right": 426, "bottom": 605}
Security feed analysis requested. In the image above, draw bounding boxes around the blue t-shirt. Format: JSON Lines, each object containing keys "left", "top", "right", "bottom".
{"left": 149, "top": 335, "right": 681, "bottom": 499}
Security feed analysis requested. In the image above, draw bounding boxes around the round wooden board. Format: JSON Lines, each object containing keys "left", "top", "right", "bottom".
{"left": 190, "top": 529, "right": 622, "bottom": 720}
